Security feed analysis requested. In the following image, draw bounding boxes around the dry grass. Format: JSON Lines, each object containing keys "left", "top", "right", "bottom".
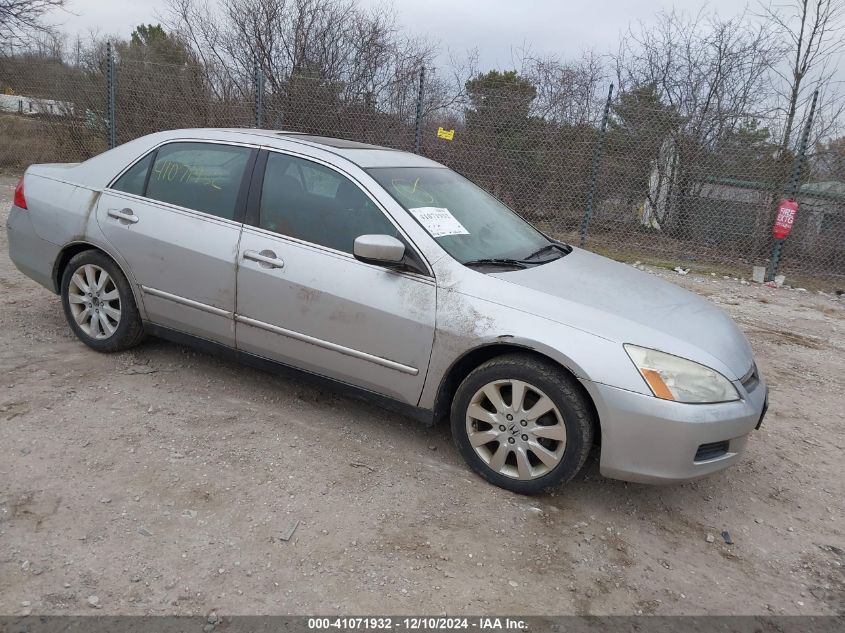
{"left": 585, "top": 242, "right": 843, "bottom": 293}
{"left": 0, "top": 114, "right": 105, "bottom": 168}
{"left": 0, "top": 116, "right": 57, "bottom": 167}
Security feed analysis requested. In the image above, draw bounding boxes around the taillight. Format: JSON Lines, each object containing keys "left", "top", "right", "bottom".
{"left": 13, "top": 176, "right": 27, "bottom": 210}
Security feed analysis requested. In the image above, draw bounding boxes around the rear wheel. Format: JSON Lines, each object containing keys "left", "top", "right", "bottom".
{"left": 60, "top": 250, "right": 144, "bottom": 352}
{"left": 451, "top": 354, "right": 594, "bottom": 494}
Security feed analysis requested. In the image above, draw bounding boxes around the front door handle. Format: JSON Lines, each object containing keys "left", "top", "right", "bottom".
{"left": 108, "top": 208, "right": 139, "bottom": 224}
{"left": 244, "top": 249, "right": 285, "bottom": 269}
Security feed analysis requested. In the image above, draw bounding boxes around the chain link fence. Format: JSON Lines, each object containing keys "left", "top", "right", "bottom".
{"left": 1, "top": 53, "right": 843, "bottom": 286}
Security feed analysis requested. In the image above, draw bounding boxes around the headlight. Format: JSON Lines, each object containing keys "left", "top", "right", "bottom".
{"left": 624, "top": 344, "right": 739, "bottom": 404}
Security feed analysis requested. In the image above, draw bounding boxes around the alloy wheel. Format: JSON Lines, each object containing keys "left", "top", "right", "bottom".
{"left": 67, "top": 264, "right": 122, "bottom": 340}
{"left": 465, "top": 379, "right": 567, "bottom": 480}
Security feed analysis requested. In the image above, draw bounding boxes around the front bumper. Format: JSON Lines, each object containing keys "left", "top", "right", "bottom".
{"left": 6, "top": 205, "right": 61, "bottom": 293}
{"left": 583, "top": 376, "right": 768, "bottom": 484}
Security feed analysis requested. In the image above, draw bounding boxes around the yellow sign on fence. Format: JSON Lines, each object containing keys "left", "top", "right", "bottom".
{"left": 437, "top": 127, "right": 455, "bottom": 141}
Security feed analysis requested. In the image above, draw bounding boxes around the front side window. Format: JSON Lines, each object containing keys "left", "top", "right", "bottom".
{"left": 259, "top": 152, "right": 399, "bottom": 253}
{"left": 368, "top": 167, "right": 551, "bottom": 264}
{"left": 145, "top": 142, "right": 251, "bottom": 220}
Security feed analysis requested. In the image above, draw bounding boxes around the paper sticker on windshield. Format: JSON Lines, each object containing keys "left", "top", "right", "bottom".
{"left": 409, "top": 207, "right": 469, "bottom": 237}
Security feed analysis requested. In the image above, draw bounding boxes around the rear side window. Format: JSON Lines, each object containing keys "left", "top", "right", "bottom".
{"left": 259, "top": 152, "right": 398, "bottom": 253}
{"left": 112, "top": 153, "right": 153, "bottom": 196}
{"left": 146, "top": 142, "right": 251, "bottom": 220}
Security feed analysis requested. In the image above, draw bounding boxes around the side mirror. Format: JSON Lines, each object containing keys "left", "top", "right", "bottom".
{"left": 353, "top": 234, "right": 406, "bottom": 266}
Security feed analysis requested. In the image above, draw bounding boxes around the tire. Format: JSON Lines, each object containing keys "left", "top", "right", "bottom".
{"left": 451, "top": 353, "right": 594, "bottom": 494}
{"left": 60, "top": 250, "right": 144, "bottom": 352}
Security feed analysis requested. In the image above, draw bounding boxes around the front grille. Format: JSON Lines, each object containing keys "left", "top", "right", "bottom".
{"left": 695, "top": 440, "right": 730, "bottom": 462}
{"left": 740, "top": 363, "right": 760, "bottom": 393}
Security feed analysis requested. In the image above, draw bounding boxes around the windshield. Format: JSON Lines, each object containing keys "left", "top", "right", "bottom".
{"left": 368, "top": 167, "right": 551, "bottom": 264}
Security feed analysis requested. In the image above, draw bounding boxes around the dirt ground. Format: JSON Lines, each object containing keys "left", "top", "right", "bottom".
{"left": 0, "top": 173, "right": 843, "bottom": 617}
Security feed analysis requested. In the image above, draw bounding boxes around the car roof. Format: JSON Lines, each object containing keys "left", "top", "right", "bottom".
{"left": 178, "top": 128, "right": 444, "bottom": 169}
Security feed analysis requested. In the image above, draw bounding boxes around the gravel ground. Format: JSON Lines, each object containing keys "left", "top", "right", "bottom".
{"left": 0, "top": 173, "right": 843, "bottom": 616}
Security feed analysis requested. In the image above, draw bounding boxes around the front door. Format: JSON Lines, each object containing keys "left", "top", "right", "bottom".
{"left": 97, "top": 141, "right": 255, "bottom": 345}
{"left": 235, "top": 150, "right": 436, "bottom": 405}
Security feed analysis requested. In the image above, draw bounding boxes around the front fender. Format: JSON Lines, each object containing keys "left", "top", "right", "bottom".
{"left": 418, "top": 285, "right": 649, "bottom": 410}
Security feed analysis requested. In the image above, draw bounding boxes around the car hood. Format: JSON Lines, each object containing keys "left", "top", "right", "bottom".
{"left": 489, "top": 248, "right": 754, "bottom": 380}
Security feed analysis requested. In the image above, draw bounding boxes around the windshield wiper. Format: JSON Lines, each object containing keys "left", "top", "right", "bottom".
{"left": 523, "top": 241, "right": 572, "bottom": 261}
{"left": 463, "top": 258, "right": 528, "bottom": 270}
{"left": 464, "top": 242, "right": 572, "bottom": 270}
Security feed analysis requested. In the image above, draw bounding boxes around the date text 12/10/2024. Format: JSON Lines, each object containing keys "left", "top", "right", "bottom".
{"left": 307, "top": 617, "right": 528, "bottom": 630}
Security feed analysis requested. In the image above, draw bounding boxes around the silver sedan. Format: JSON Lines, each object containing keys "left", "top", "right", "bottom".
{"left": 6, "top": 129, "right": 768, "bottom": 494}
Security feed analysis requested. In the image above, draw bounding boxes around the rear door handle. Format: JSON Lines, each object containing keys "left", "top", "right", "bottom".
{"left": 108, "top": 208, "right": 139, "bottom": 224}
{"left": 244, "top": 249, "right": 285, "bottom": 269}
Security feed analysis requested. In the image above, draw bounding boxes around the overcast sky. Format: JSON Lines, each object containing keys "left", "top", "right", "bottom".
{"left": 48, "top": 0, "right": 759, "bottom": 70}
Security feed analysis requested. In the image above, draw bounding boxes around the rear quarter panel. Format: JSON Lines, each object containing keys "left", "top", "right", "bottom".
{"left": 18, "top": 170, "right": 147, "bottom": 316}
{"left": 24, "top": 172, "right": 101, "bottom": 247}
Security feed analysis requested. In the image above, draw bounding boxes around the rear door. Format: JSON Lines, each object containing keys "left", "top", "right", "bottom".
{"left": 97, "top": 141, "right": 256, "bottom": 346}
{"left": 234, "top": 149, "right": 436, "bottom": 405}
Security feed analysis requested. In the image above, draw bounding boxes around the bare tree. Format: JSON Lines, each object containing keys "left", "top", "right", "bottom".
{"left": 757, "top": 0, "right": 845, "bottom": 153}
{"left": 613, "top": 9, "right": 784, "bottom": 237}
{"left": 163, "top": 0, "right": 458, "bottom": 147}
{"left": 0, "top": 0, "right": 65, "bottom": 45}
{"left": 616, "top": 9, "right": 781, "bottom": 148}
{"left": 814, "top": 135, "right": 845, "bottom": 179}
{"left": 165, "top": 0, "right": 437, "bottom": 99}
{"left": 519, "top": 48, "right": 609, "bottom": 125}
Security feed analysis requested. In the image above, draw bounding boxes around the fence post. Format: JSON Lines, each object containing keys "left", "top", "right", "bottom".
{"left": 106, "top": 41, "right": 116, "bottom": 149}
{"left": 253, "top": 60, "right": 264, "bottom": 129}
{"left": 414, "top": 66, "right": 426, "bottom": 154}
{"left": 766, "top": 90, "right": 817, "bottom": 282}
{"left": 580, "top": 83, "right": 613, "bottom": 247}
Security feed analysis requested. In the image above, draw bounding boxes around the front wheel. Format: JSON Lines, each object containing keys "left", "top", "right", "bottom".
{"left": 60, "top": 250, "right": 144, "bottom": 352}
{"left": 451, "top": 354, "right": 595, "bottom": 494}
